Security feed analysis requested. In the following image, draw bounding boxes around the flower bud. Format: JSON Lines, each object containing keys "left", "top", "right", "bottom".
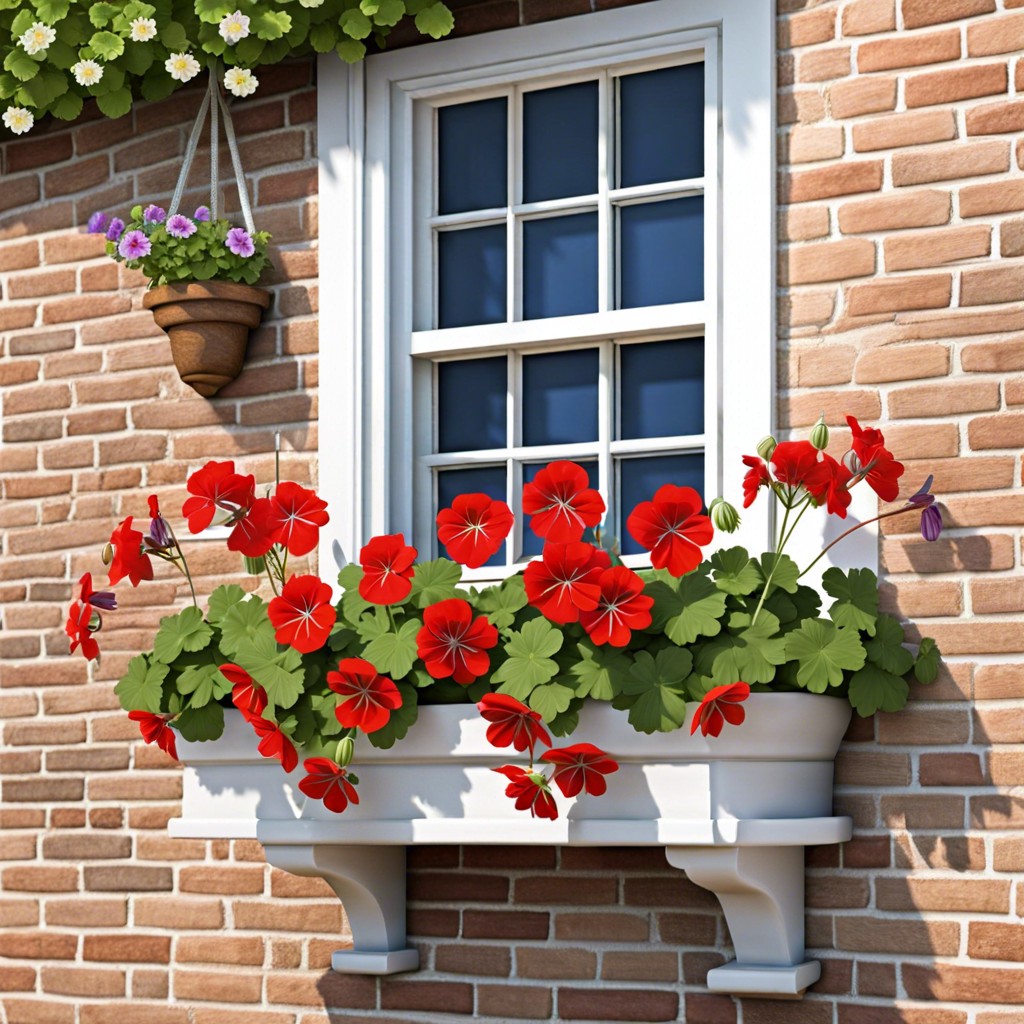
{"left": 756, "top": 435, "right": 777, "bottom": 461}
{"left": 336, "top": 736, "right": 355, "bottom": 767}
{"left": 810, "top": 413, "right": 830, "bottom": 451}
{"left": 243, "top": 555, "right": 266, "bottom": 575}
{"left": 101, "top": 542, "right": 113, "bottom": 566}
{"left": 709, "top": 497, "right": 741, "bottom": 533}
{"left": 842, "top": 449, "right": 862, "bottom": 474}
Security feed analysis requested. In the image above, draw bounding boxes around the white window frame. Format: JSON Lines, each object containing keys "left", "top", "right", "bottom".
{"left": 317, "top": 0, "right": 776, "bottom": 577}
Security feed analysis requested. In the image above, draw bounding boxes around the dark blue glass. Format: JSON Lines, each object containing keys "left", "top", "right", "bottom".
{"left": 523, "top": 81, "right": 599, "bottom": 202}
{"left": 521, "top": 460, "right": 600, "bottom": 557}
{"left": 438, "top": 356, "right": 507, "bottom": 453}
{"left": 619, "top": 62, "right": 704, "bottom": 187}
{"left": 523, "top": 213, "right": 598, "bottom": 320}
{"left": 619, "top": 453, "right": 705, "bottom": 556}
{"left": 437, "top": 465, "right": 507, "bottom": 565}
{"left": 522, "top": 348, "right": 599, "bottom": 447}
{"left": 438, "top": 98, "right": 508, "bottom": 214}
{"left": 619, "top": 338, "right": 704, "bottom": 440}
{"left": 619, "top": 197, "right": 703, "bottom": 308}
{"left": 438, "top": 225, "right": 506, "bottom": 328}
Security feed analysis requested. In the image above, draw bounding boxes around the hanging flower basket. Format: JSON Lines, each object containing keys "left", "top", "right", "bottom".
{"left": 143, "top": 280, "right": 270, "bottom": 397}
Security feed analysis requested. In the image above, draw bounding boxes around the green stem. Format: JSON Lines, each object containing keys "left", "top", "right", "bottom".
{"left": 752, "top": 497, "right": 812, "bottom": 627}
{"left": 797, "top": 503, "right": 917, "bottom": 580}
{"left": 165, "top": 521, "right": 198, "bottom": 608}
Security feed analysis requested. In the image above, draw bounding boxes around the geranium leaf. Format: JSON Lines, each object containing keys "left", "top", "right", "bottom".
{"left": 414, "top": 1, "right": 453, "bottom": 38}
{"left": 567, "top": 640, "right": 630, "bottom": 700}
{"left": 89, "top": 30, "right": 124, "bottom": 60}
{"left": 309, "top": 21, "right": 336, "bottom": 51}
{"left": 650, "top": 570, "right": 726, "bottom": 645}
{"left": 4, "top": 50, "right": 40, "bottom": 83}
{"left": 699, "top": 611, "right": 788, "bottom": 685}
{"left": 335, "top": 37, "right": 367, "bottom": 62}
{"left": 159, "top": 19, "right": 188, "bottom": 49}
{"left": 207, "top": 584, "right": 248, "bottom": 627}
{"left": 218, "top": 596, "right": 269, "bottom": 656}
{"left": 620, "top": 647, "right": 692, "bottom": 733}
{"left": 175, "top": 702, "right": 225, "bottom": 742}
{"left": 366, "top": 682, "right": 419, "bottom": 749}
{"left": 863, "top": 614, "right": 914, "bottom": 676}
{"left": 408, "top": 558, "right": 462, "bottom": 607}
{"left": 33, "top": 0, "right": 70, "bottom": 22}
{"left": 758, "top": 552, "right": 800, "bottom": 594}
{"left": 784, "top": 618, "right": 866, "bottom": 693}
{"left": 710, "top": 546, "right": 762, "bottom": 596}
{"left": 914, "top": 637, "right": 941, "bottom": 685}
{"left": 177, "top": 662, "right": 226, "bottom": 709}
{"left": 114, "top": 655, "right": 169, "bottom": 712}
{"left": 527, "top": 681, "right": 576, "bottom": 721}
{"left": 337, "top": 563, "right": 370, "bottom": 622}
{"left": 340, "top": 7, "right": 372, "bottom": 38}
{"left": 88, "top": 1, "right": 119, "bottom": 26}
{"left": 823, "top": 567, "right": 879, "bottom": 636}
{"left": 548, "top": 699, "right": 583, "bottom": 738}
{"left": 362, "top": 0, "right": 405, "bottom": 26}
{"left": 49, "top": 90, "right": 83, "bottom": 120}
{"left": 475, "top": 575, "right": 528, "bottom": 630}
{"left": 195, "top": 0, "right": 231, "bottom": 23}
{"left": 362, "top": 618, "right": 421, "bottom": 679}
{"left": 253, "top": 9, "right": 291, "bottom": 39}
{"left": 152, "top": 607, "right": 213, "bottom": 664}
{"left": 493, "top": 617, "right": 563, "bottom": 697}
{"left": 849, "top": 664, "right": 909, "bottom": 716}
{"left": 233, "top": 633, "right": 304, "bottom": 709}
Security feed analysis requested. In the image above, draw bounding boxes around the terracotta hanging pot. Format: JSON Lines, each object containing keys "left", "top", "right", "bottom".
{"left": 143, "top": 280, "right": 271, "bottom": 398}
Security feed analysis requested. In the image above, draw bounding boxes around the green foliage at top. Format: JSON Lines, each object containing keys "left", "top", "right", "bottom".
{"left": 1, "top": 0, "right": 454, "bottom": 125}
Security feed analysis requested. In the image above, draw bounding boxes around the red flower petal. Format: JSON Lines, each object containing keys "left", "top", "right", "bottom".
{"left": 128, "top": 711, "right": 178, "bottom": 761}
{"left": 741, "top": 455, "right": 771, "bottom": 509}
{"left": 108, "top": 516, "right": 154, "bottom": 588}
{"left": 416, "top": 598, "right": 498, "bottom": 684}
{"left": 522, "top": 461, "right": 605, "bottom": 543}
{"left": 578, "top": 566, "right": 653, "bottom": 647}
{"left": 492, "top": 765, "right": 559, "bottom": 820}
{"left": 523, "top": 542, "right": 609, "bottom": 624}
{"left": 328, "top": 657, "right": 402, "bottom": 734}
{"left": 249, "top": 715, "right": 298, "bottom": 773}
{"left": 690, "top": 682, "right": 750, "bottom": 738}
{"left": 437, "top": 493, "right": 514, "bottom": 568}
{"left": 298, "top": 757, "right": 360, "bottom": 814}
{"left": 626, "top": 484, "right": 713, "bottom": 577}
{"left": 182, "top": 460, "right": 255, "bottom": 534}
{"left": 477, "top": 692, "right": 551, "bottom": 753}
{"left": 847, "top": 416, "right": 904, "bottom": 503}
{"left": 267, "top": 574, "right": 336, "bottom": 654}
{"left": 265, "top": 482, "right": 330, "bottom": 557}
{"left": 358, "top": 534, "right": 417, "bottom": 605}
{"left": 221, "top": 663, "right": 268, "bottom": 721}
{"left": 540, "top": 743, "right": 618, "bottom": 798}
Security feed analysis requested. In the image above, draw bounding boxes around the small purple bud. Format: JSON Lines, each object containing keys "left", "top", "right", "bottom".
{"left": 147, "top": 515, "right": 173, "bottom": 550}
{"left": 87, "top": 211, "right": 110, "bottom": 234}
{"left": 920, "top": 504, "right": 943, "bottom": 542}
{"left": 105, "top": 217, "right": 125, "bottom": 242}
{"left": 907, "top": 474, "right": 935, "bottom": 507}
{"left": 194, "top": 205, "right": 211, "bottom": 222}
{"left": 87, "top": 590, "right": 118, "bottom": 612}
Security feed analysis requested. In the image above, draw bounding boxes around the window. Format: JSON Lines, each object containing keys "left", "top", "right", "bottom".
{"left": 317, "top": 0, "right": 774, "bottom": 576}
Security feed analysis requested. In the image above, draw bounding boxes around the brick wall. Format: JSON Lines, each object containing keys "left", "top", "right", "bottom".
{"left": 1, "top": 0, "right": 1022, "bottom": 1021}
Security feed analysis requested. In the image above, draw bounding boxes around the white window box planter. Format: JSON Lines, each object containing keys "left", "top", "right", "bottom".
{"left": 171, "top": 694, "right": 851, "bottom": 999}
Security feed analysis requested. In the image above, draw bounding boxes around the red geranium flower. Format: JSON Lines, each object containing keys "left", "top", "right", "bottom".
{"left": 741, "top": 455, "right": 771, "bottom": 508}
{"left": 523, "top": 542, "right": 610, "bottom": 624}
{"left": 477, "top": 693, "right": 551, "bottom": 754}
{"left": 182, "top": 460, "right": 255, "bottom": 533}
{"left": 626, "top": 484, "right": 713, "bottom": 577}
{"left": 128, "top": 710, "right": 178, "bottom": 762}
{"left": 328, "top": 657, "right": 403, "bottom": 734}
{"left": 220, "top": 663, "right": 267, "bottom": 721}
{"left": 417, "top": 598, "right": 498, "bottom": 684}
{"left": 359, "top": 534, "right": 417, "bottom": 605}
{"left": 540, "top": 743, "right": 619, "bottom": 798}
{"left": 298, "top": 757, "right": 360, "bottom": 814}
{"left": 226, "top": 498, "right": 276, "bottom": 558}
{"left": 66, "top": 573, "right": 116, "bottom": 661}
{"left": 807, "top": 453, "right": 853, "bottom": 518}
{"left": 264, "top": 482, "right": 330, "bottom": 557}
{"left": 769, "top": 441, "right": 822, "bottom": 493}
{"left": 847, "top": 416, "right": 904, "bottom": 502}
{"left": 578, "top": 566, "right": 653, "bottom": 647}
{"left": 145, "top": 494, "right": 173, "bottom": 550}
{"left": 436, "top": 493, "right": 514, "bottom": 568}
{"left": 267, "top": 574, "right": 336, "bottom": 654}
{"left": 493, "top": 765, "right": 558, "bottom": 820}
{"left": 690, "top": 682, "right": 751, "bottom": 738}
{"left": 522, "top": 461, "right": 605, "bottom": 543}
{"left": 108, "top": 517, "right": 154, "bottom": 587}
{"left": 248, "top": 714, "right": 298, "bottom": 773}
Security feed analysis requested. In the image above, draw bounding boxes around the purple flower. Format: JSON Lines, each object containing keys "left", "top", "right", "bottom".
{"left": 118, "top": 230, "right": 152, "bottom": 260}
{"left": 143, "top": 204, "right": 166, "bottom": 224}
{"left": 225, "top": 226, "right": 255, "bottom": 258}
{"left": 87, "top": 211, "right": 109, "bottom": 234}
{"left": 194, "top": 205, "right": 211, "bottom": 222}
{"left": 105, "top": 217, "right": 125, "bottom": 242}
{"left": 166, "top": 214, "right": 197, "bottom": 239}
{"left": 86, "top": 588, "right": 117, "bottom": 612}
{"left": 920, "top": 505, "right": 943, "bottom": 542}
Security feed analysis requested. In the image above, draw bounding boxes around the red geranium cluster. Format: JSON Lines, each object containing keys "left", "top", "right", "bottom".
{"left": 478, "top": 693, "right": 619, "bottom": 820}
{"left": 221, "top": 663, "right": 298, "bottom": 772}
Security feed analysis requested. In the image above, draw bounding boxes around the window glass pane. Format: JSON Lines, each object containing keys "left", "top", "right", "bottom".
{"left": 619, "top": 63, "right": 704, "bottom": 187}
{"left": 619, "top": 197, "right": 703, "bottom": 308}
{"left": 437, "top": 466, "right": 508, "bottom": 566}
{"left": 521, "top": 459, "right": 600, "bottom": 557}
{"left": 438, "top": 98, "right": 508, "bottom": 215}
{"left": 522, "top": 348, "right": 599, "bottom": 447}
{"left": 438, "top": 225, "right": 507, "bottom": 328}
{"left": 523, "top": 81, "right": 599, "bottom": 203}
{"left": 618, "top": 453, "right": 705, "bottom": 555}
{"left": 523, "top": 213, "right": 598, "bottom": 320}
{"left": 438, "top": 356, "right": 507, "bottom": 453}
{"left": 619, "top": 338, "right": 704, "bottom": 440}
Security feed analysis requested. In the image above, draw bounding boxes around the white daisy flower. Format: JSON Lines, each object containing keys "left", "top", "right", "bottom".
{"left": 130, "top": 17, "right": 158, "bottom": 42}
{"left": 19, "top": 22, "right": 56, "bottom": 56}
{"left": 224, "top": 66, "right": 258, "bottom": 98}
{"left": 218, "top": 10, "right": 251, "bottom": 45}
{"left": 3, "top": 106, "right": 34, "bottom": 135}
{"left": 165, "top": 51, "right": 201, "bottom": 83}
{"left": 71, "top": 60, "right": 104, "bottom": 87}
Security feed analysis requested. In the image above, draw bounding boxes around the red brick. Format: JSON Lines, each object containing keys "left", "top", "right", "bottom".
{"left": 558, "top": 988, "right": 679, "bottom": 1022}
{"left": 780, "top": 238, "right": 875, "bottom": 284}
{"left": 967, "top": 99, "right": 1024, "bottom": 136}
{"left": 963, "top": 266, "right": 1024, "bottom": 306}
{"left": 904, "top": 964, "right": 1024, "bottom": 1003}
{"left": 853, "top": 109, "right": 957, "bottom": 152}
{"left": 845, "top": 274, "right": 951, "bottom": 315}
{"left": 883, "top": 225, "right": 991, "bottom": 270}
{"left": 779, "top": 8, "right": 837, "bottom": 48}
{"left": 839, "top": 189, "right": 950, "bottom": 233}
{"left": 782, "top": 161, "right": 883, "bottom": 203}
{"left": 902, "top": 0, "right": 996, "bottom": 28}
{"left": 961, "top": 180, "right": 1024, "bottom": 217}
{"left": 842, "top": 0, "right": 895, "bottom": 35}
{"left": 892, "top": 140, "right": 1008, "bottom": 185}
{"left": 829, "top": 76, "right": 897, "bottom": 119}
{"left": 857, "top": 28, "right": 961, "bottom": 71}
{"left": 905, "top": 62, "right": 1007, "bottom": 108}
{"left": 854, "top": 342, "right": 949, "bottom": 382}
{"left": 968, "top": 11, "right": 1024, "bottom": 54}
